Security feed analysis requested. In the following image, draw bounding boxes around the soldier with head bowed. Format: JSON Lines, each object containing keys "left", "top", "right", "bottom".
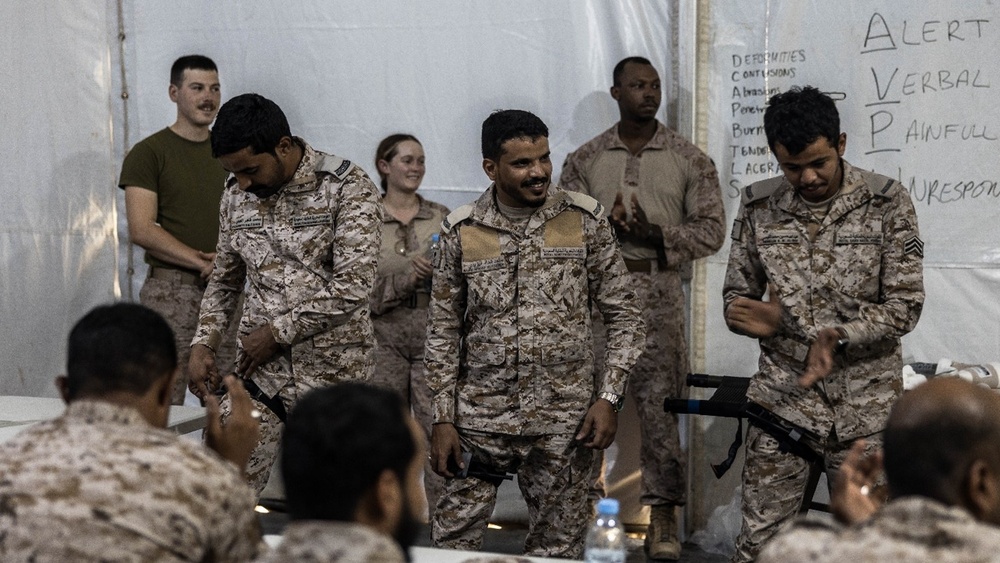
{"left": 189, "top": 93, "right": 383, "bottom": 495}
{"left": 723, "top": 85, "right": 924, "bottom": 562}
{"left": 425, "top": 109, "right": 645, "bottom": 559}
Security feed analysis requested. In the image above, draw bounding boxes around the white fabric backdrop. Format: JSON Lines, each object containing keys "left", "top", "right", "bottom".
{"left": 0, "top": 1, "right": 119, "bottom": 395}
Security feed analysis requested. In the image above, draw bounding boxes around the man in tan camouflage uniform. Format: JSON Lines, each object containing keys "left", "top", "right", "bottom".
{"left": 724, "top": 86, "right": 924, "bottom": 562}
{"left": 0, "top": 303, "right": 261, "bottom": 562}
{"left": 561, "top": 56, "right": 726, "bottom": 561}
{"left": 189, "top": 93, "right": 382, "bottom": 495}
{"left": 759, "top": 378, "right": 1000, "bottom": 563}
{"left": 258, "top": 383, "right": 425, "bottom": 563}
{"left": 426, "top": 109, "right": 644, "bottom": 559}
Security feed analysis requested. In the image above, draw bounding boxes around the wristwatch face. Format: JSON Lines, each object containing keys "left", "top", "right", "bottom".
{"left": 600, "top": 392, "right": 624, "bottom": 412}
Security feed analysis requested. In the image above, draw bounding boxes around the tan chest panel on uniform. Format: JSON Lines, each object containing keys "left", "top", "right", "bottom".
{"left": 460, "top": 224, "right": 502, "bottom": 261}
{"left": 543, "top": 210, "right": 584, "bottom": 248}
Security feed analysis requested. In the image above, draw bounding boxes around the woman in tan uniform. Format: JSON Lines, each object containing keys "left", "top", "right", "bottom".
{"left": 371, "top": 134, "right": 450, "bottom": 520}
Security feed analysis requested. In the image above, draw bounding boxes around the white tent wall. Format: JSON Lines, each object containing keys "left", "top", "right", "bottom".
{"left": 0, "top": 1, "right": 120, "bottom": 396}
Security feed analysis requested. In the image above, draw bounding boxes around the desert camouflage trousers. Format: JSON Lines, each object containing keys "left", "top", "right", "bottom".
{"left": 139, "top": 273, "right": 239, "bottom": 405}
{"left": 732, "top": 425, "right": 883, "bottom": 562}
{"left": 432, "top": 429, "right": 594, "bottom": 559}
{"left": 372, "top": 306, "right": 442, "bottom": 521}
{"left": 220, "top": 352, "right": 373, "bottom": 497}
{"left": 592, "top": 268, "right": 688, "bottom": 506}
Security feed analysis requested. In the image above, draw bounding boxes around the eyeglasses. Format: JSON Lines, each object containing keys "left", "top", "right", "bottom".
{"left": 394, "top": 224, "right": 409, "bottom": 256}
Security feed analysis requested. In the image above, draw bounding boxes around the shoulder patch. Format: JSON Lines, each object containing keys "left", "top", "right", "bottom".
{"left": 856, "top": 168, "right": 896, "bottom": 199}
{"left": 314, "top": 153, "right": 354, "bottom": 180}
{"left": 563, "top": 190, "right": 604, "bottom": 218}
{"left": 442, "top": 204, "right": 474, "bottom": 233}
{"left": 741, "top": 177, "right": 782, "bottom": 206}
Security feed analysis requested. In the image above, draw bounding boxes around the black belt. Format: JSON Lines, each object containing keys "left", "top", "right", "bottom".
{"left": 242, "top": 377, "right": 287, "bottom": 423}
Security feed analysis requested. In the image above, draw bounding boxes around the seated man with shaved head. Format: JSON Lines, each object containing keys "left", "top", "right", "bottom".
{"left": 759, "top": 377, "right": 1000, "bottom": 562}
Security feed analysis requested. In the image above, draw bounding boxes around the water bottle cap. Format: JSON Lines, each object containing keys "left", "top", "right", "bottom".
{"left": 431, "top": 233, "right": 440, "bottom": 242}
{"left": 596, "top": 498, "right": 620, "bottom": 515}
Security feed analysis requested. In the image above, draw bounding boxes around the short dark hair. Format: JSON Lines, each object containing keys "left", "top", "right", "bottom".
{"left": 211, "top": 93, "right": 292, "bottom": 158}
{"left": 375, "top": 133, "right": 421, "bottom": 192}
{"left": 65, "top": 303, "right": 176, "bottom": 401}
{"left": 282, "top": 382, "right": 416, "bottom": 521}
{"left": 170, "top": 55, "right": 217, "bottom": 87}
{"left": 763, "top": 86, "right": 840, "bottom": 154}
{"left": 481, "top": 109, "right": 548, "bottom": 161}
{"left": 883, "top": 379, "right": 1000, "bottom": 505}
{"left": 612, "top": 56, "right": 654, "bottom": 86}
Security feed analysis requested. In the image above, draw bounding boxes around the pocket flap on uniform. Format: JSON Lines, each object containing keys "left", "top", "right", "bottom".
{"left": 465, "top": 338, "right": 506, "bottom": 366}
{"left": 541, "top": 341, "right": 588, "bottom": 365}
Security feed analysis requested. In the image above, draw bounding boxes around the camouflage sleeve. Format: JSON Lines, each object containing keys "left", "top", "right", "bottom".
{"left": 588, "top": 215, "right": 645, "bottom": 395}
{"left": 659, "top": 153, "right": 726, "bottom": 266}
{"left": 193, "top": 189, "right": 246, "bottom": 350}
{"left": 424, "top": 224, "right": 466, "bottom": 423}
{"left": 559, "top": 149, "right": 590, "bottom": 195}
{"left": 722, "top": 202, "right": 768, "bottom": 316}
{"left": 270, "top": 171, "right": 383, "bottom": 345}
{"left": 840, "top": 187, "right": 924, "bottom": 347}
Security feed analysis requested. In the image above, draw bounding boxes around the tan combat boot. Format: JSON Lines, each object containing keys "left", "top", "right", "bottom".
{"left": 645, "top": 504, "right": 681, "bottom": 560}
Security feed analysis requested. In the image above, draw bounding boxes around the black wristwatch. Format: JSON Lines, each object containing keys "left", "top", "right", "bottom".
{"left": 598, "top": 391, "right": 625, "bottom": 412}
{"left": 834, "top": 327, "right": 850, "bottom": 354}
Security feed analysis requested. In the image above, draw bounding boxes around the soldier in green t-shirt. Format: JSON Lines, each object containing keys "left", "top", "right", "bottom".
{"left": 118, "top": 55, "right": 236, "bottom": 404}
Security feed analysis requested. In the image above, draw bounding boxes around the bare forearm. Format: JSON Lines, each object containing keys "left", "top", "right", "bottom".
{"left": 130, "top": 222, "right": 210, "bottom": 271}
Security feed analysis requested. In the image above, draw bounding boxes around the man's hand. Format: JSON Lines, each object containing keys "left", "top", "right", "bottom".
{"left": 188, "top": 343, "right": 218, "bottom": 400}
{"left": 609, "top": 193, "right": 660, "bottom": 244}
{"left": 238, "top": 325, "right": 281, "bottom": 378}
{"left": 830, "top": 439, "right": 885, "bottom": 525}
{"left": 205, "top": 375, "right": 260, "bottom": 473}
{"left": 725, "top": 284, "right": 782, "bottom": 338}
{"left": 430, "top": 422, "right": 464, "bottom": 478}
{"left": 801, "top": 327, "right": 841, "bottom": 387}
{"left": 408, "top": 255, "right": 434, "bottom": 287}
{"left": 197, "top": 251, "right": 217, "bottom": 280}
{"left": 575, "top": 400, "right": 618, "bottom": 450}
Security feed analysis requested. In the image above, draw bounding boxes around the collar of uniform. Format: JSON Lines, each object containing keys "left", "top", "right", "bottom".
{"left": 869, "top": 496, "right": 981, "bottom": 539}
{"left": 470, "top": 184, "right": 569, "bottom": 235}
{"left": 63, "top": 399, "right": 150, "bottom": 428}
{"left": 603, "top": 120, "right": 669, "bottom": 153}
{"left": 381, "top": 194, "right": 435, "bottom": 224}
{"left": 281, "top": 138, "right": 320, "bottom": 195}
{"left": 774, "top": 159, "right": 874, "bottom": 220}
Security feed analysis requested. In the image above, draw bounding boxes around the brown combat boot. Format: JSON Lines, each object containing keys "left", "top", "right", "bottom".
{"left": 645, "top": 504, "right": 681, "bottom": 560}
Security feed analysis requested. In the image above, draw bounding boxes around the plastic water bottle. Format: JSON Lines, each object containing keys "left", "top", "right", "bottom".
{"left": 584, "top": 498, "right": 626, "bottom": 563}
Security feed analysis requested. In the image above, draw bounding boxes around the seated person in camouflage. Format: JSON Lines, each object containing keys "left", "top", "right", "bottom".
{"left": 0, "top": 303, "right": 261, "bottom": 562}
{"left": 425, "top": 109, "right": 644, "bottom": 559}
{"left": 759, "top": 377, "right": 1000, "bottom": 563}
{"left": 257, "top": 383, "right": 425, "bottom": 563}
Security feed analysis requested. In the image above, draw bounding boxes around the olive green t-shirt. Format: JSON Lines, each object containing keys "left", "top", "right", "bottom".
{"left": 118, "top": 127, "right": 228, "bottom": 271}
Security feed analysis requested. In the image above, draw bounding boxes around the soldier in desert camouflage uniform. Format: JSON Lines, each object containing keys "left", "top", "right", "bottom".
{"left": 0, "top": 303, "right": 261, "bottom": 562}
{"left": 561, "top": 56, "right": 725, "bottom": 561}
{"left": 759, "top": 378, "right": 1000, "bottom": 563}
{"left": 426, "top": 110, "right": 644, "bottom": 559}
{"left": 257, "top": 383, "right": 424, "bottom": 563}
{"left": 189, "top": 93, "right": 382, "bottom": 495}
{"left": 724, "top": 86, "right": 924, "bottom": 562}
